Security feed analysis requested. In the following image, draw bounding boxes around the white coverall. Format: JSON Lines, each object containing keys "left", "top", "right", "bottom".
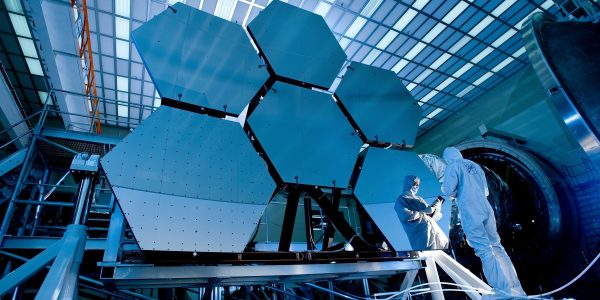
{"left": 395, "top": 175, "right": 448, "bottom": 250}
{"left": 442, "top": 147, "right": 526, "bottom": 297}
{"left": 419, "top": 154, "right": 446, "bottom": 183}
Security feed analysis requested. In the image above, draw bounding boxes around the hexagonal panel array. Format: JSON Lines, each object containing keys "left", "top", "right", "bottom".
{"left": 247, "top": 82, "right": 363, "bottom": 188}
{"left": 247, "top": 0, "right": 346, "bottom": 89}
{"left": 102, "top": 106, "right": 276, "bottom": 252}
{"left": 131, "top": 2, "right": 269, "bottom": 115}
{"left": 353, "top": 147, "right": 450, "bottom": 251}
{"left": 107, "top": 1, "right": 437, "bottom": 253}
{"left": 335, "top": 62, "right": 422, "bottom": 146}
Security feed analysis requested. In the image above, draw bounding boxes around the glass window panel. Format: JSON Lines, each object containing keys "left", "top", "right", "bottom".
{"left": 115, "top": 17, "right": 130, "bottom": 40}
{"left": 376, "top": 30, "right": 399, "bottom": 50}
{"left": 345, "top": 17, "right": 367, "bottom": 38}
{"left": 214, "top": 0, "right": 236, "bottom": 20}
{"left": 314, "top": 2, "right": 332, "bottom": 17}
{"left": 115, "top": 39, "right": 129, "bottom": 59}
{"left": 491, "top": 0, "right": 517, "bottom": 16}
{"left": 115, "top": 0, "right": 131, "bottom": 17}
{"left": 17, "top": 37, "right": 37, "bottom": 58}
{"left": 25, "top": 57, "right": 44, "bottom": 76}
{"left": 117, "top": 75, "right": 129, "bottom": 91}
{"left": 421, "top": 23, "right": 446, "bottom": 44}
{"left": 9, "top": 13, "right": 31, "bottom": 38}
{"left": 412, "top": 0, "right": 430, "bottom": 10}
{"left": 392, "top": 8, "right": 418, "bottom": 32}
{"left": 362, "top": 49, "right": 381, "bottom": 64}
{"left": 442, "top": 0, "right": 469, "bottom": 24}
{"left": 360, "top": 0, "right": 383, "bottom": 17}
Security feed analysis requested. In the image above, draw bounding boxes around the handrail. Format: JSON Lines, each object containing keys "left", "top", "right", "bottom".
{"left": 0, "top": 110, "right": 42, "bottom": 137}
{"left": 0, "top": 129, "right": 33, "bottom": 152}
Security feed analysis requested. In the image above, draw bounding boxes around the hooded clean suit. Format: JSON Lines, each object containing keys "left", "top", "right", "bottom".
{"left": 395, "top": 175, "right": 448, "bottom": 250}
{"left": 442, "top": 147, "right": 526, "bottom": 297}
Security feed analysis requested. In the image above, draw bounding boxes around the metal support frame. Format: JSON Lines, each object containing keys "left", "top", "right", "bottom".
{"left": 307, "top": 187, "right": 369, "bottom": 250}
{"left": 36, "top": 225, "right": 87, "bottom": 299}
{"left": 101, "top": 260, "right": 421, "bottom": 289}
{"left": 102, "top": 200, "right": 125, "bottom": 263}
{"left": 303, "top": 196, "right": 315, "bottom": 251}
{"left": 398, "top": 270, "right": 418, "bottom": 300}
{"left": 0, "top": 239, "right": 61, "bottom": 297}
{"left": 0, "top": 249, "right": 155, "bottom": 300}
{"left": 0, "top": 106, "right": 48, "bottom": 245}
{"left": 278, "top": 187, "right": 301, "bottom": 252}
{"left": 423, "top": 256, "right": 445, "bottom": 300}
{"left": 0, "top": 148, "right": 26, "bottom": 178}
{"left": 420, "top": 251, "right": 491, "bottom": 300}
{"left": 321, "top": 189, "right": 341, "bottom": 250}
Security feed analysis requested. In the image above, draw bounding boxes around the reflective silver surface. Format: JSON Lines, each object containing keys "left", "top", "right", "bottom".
{"left": 104, "top": 260, "right": 421, "bottom": 289}
{"left": 247, "top": 82, "right": 362, "bottom": 187}
{"left": 522, "top": 13, "right": 600, "bottom": 163}
{"left": 131, "top": 3, "right": 268, "bottom": 115}
{"left": 335, "top": 62, "right": 422, "bottom": 146}
{"left": 247, "top": 1, "right": 346, "bottom": 89}
{"left": 353, "top": 148, "right": 450, "bottom": 251}
{"left": 102, "top": 106, "right": 276, "bottom": 252}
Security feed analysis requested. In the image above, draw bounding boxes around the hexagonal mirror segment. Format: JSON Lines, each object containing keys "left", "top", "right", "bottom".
{"left": 102, "top": 106, "right": 276, "bottom": 252}
{"left": 247, "top": 82, "right": 363, "bottom": 188}
{"left": 247, "top": 1, "right": 346, "bottom": 89}
{"left": 353, "top": 147, "right": 450, "bottom": 251}
{"left": 335, "top": 62, "right": 422, "bottom": 146}
{"left": 131, "top": 2, "right": 269, "bottom": 115}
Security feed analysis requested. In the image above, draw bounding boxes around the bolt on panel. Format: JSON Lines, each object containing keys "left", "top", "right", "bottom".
{"left": 102, "top": 106, "right": 276, "bottom": 252}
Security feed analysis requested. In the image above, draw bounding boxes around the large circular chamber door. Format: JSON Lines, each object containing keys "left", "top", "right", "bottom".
{"left": 452, "top": 140, "right": 580, "bottom": 291}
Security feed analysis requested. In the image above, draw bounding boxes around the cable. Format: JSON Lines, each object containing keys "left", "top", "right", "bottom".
{"left": 379, "top": 282, "right": 492, "bottom": 300}
{"left": 526, "top": 251, "right": 600, "bottom": 299}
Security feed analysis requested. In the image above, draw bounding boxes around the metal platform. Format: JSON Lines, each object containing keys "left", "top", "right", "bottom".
{"left": 101, "top": 260, "right": 422, "bottom": 289}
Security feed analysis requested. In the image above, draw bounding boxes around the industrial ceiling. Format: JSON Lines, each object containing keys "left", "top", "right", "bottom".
{"left": 1, "top": 0, "right": 562, "bottom": 136}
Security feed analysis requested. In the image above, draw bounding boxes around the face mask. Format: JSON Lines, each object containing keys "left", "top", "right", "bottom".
{"left": 410, "top": 186, "right": 419, "bottom": 194}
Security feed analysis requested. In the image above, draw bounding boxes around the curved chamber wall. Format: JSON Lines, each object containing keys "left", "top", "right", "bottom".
{"left": 452, "top": 139, "right": 586, "bottom": 292}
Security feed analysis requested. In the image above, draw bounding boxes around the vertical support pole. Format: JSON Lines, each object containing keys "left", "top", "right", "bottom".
{"left": 321, "top": 189, "right": 341, "bottom": 250}
{"left": 327, "top": 280, "right": 334, "bottom": 300}
{"left": 0, "top": 105, "right": 47, "bottom": 245}
{"left": 16, "top": 169, "right": 49, "bottom": 237}
{"left": 72, "top": 177, "right": 92, "bottom": 225}
{"left": 278, "top": 187, "right": 300, "bottom": 252}
{"left": 103, "top": 199, "right": 124, "bottom": 263}
{"left": 303, "top": 197, "right": 315, "bottom": 251}
{"left": 30, "top": 169, "right": 49, "bottom": 236}
{"left": 0, "top": 137, "right": 37, "bottom": 244}
{"left": 362, "top": 278, "right": 370, "bottom": 297}
{"left": 424, "top": 256, "right": 444, "bottom": 300}
{"left": 399, "top": 270, "right": 418, "bottom": 300}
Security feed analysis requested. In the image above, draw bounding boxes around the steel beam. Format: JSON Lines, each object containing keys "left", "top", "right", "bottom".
{"left": 40, "top": 127, "right": 121, "bottom": 146}
{"left": 36, "top": 224, "right": 87, "bottom": 299}
{"left": 102, "top": 260, "right": 421, "bottom": 289}
{"left": 103, "top": 201, "right": 125, "bottom": 263}
{"left": 0, "top": 239, "right": 62, "bottom": 297}
{"left": 0, "top": 148, "right": 26, "bottom": 178}
{"left": 423, "top": 256, "right": 444, "bottom": 300}
{"left": 421, "top": 250, "right": 491, "bottom": 300}
{"left": 1, "top": 236, "right": 138, "bottom": 251}
{"left": 279, "top": 187, "right": 300, "bottom": 252}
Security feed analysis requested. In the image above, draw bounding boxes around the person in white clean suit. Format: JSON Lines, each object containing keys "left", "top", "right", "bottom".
{"left": 395, "top": 175, "right": 448, "bottom": 250}
{"left": 442, "top": 146, "right": 526, "bottom": 298}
